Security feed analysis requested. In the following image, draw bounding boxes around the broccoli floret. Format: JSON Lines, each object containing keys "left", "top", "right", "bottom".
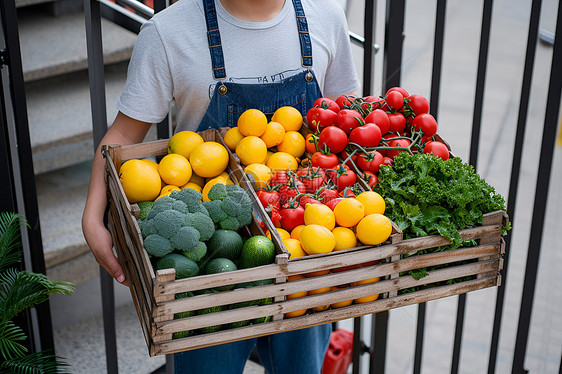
{"left": 138, "top": 219, "right": 157, "bottom": 238}
{"left": 170, "top": 188, "right": 208, "bottom": 215}
{"left": 236, "top": 211, "right": 253, "bottom": 227}
{"left": 153, "top": 210, "right": 186, "bottom": 239}
{"left": 207, "top": 183, "right": 228, "bottom": 201}
{"left": 182, "top": 241, "right": 207, "bottom": 262}
{"left": 185, "top": 212, "right": 215, "bottom": 241}
{"left": 146, "top": 196, "right": 176, "bottom": 220}
{"left": 220, "top": 197, "right": 242, "bottom": 217}
{"left": 170, "top": 226, "right": 201, "bottom": 251}
{"left": 143, "top": 234, "right": 173, "bottom": 257}
{"left": 203, "top": 200, "right": 228, "bottom": 223}
{"left": 219, "top": 216, "right": 241, "bottom": 231}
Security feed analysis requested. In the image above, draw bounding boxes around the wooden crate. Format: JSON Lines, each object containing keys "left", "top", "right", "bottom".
{"left": 103, "top": 129, "right": 507, "bottom": 357}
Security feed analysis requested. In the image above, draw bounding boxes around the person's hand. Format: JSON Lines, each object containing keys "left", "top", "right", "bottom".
{"left": 83, "top": 215, "right": 129, "bottom": 287}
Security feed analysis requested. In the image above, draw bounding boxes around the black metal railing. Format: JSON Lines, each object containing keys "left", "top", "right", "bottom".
{"left": 75, "top": 1, "right": 561, "bottom": 373}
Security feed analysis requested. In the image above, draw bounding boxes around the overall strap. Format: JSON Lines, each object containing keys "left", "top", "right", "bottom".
{"left": 292, "top": 0, "right": 313, "bottom": 74}
{"left": 202, "top": 0, "right": 226, "bottom": 80}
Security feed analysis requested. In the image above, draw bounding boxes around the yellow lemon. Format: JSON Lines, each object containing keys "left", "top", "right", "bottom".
{"left": 119, "top": 159, "right": 161, "bottom": 203}
{"left": 299, "top": 224, "right": 336, "bottom": 255}
{"left": 260, "top": 121, "right": 286, "bottom": 148}
{"left": 266, "top": 152, "right": 298, "bottom": 172}
{"left": 277, "top": 131, "right": 306, "bottom": 158}
{"left": 188, "top": 173, "right": 205, "bottom": 188}
{"left": 290, "top": 224, "right": 306, "bottom": 240}
{"left": 351, "top": 277, "right": 380, "bottom": 303}
{"left": 190, "top": 141, "right": 229, "bottom": 178}
{"left": 332, "top": 226, "right": 357, "bottom": 251}
{"left": 180, "top": 182, "right": 203, "bottom": 193}
{"left": 158, "top": 154, "right": 192, "bottom": 187}
{"left": 355, "top": 191, "right": 386, "bottom": 215}
{"left": 303, "top": 203, "right": 335, "bottom": 230}
{"left": 244, "top": 163, "right": 273, "bottom": 188}
{"left": 267, "top": 228, "right": 291, "bottom": 241}
{"left": 272, "top": 106, "right": 303, "bottom": 132}
{"left": 167, "top": 131, "right": 204, "bottom": 159}
{"left": 141, "top": 158, "right": 159, "bottom": 171}
{"left": 236, "top": 136, "right": 268, "bottom": 165}
{"left": 282, "top": 238, "right": 307, "bottom": 259}
{"left": 333, "top": 198, "right": 365, "bottom": 227}
{"left": 356, "top": 214, "right": 392, "bottom": 245}
{"left": 237, "top": 109, "right": 268, "bottom": 136}
{"left": 223, "top": 127, "right": 245, "bottom": 151}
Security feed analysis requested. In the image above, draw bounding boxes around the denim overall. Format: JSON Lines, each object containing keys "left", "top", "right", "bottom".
{"left": 174, "top": 1, "right": 331, "bottom": 373}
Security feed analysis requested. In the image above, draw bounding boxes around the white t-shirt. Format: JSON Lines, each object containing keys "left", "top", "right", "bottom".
{"left": 117, "top": 0, "right": 360, "bottom": 132}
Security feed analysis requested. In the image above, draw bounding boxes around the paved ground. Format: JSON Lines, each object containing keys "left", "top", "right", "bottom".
{"left": 338, "top": 1, "right": 562, "bottom": 373}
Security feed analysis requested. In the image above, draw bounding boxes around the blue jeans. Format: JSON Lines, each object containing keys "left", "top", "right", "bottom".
{"left": 174, "top": 324, "right": 332, "bottom": 374}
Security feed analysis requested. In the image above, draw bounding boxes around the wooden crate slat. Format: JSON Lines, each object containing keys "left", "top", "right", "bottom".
{"left": 152, "top": 276, "right": 498, "bottom": 355}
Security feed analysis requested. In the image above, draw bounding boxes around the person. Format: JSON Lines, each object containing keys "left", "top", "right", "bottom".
{"left": 82, "top": 0, "right": 360, "bottom": 372}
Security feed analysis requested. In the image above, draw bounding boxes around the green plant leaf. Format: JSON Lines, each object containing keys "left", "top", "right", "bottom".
{"left": 0, "top": 320, "right": 27, "bottom": 361}
{"left": 0, "top": 212, "right": 25, "bottom": 272}
{"left": 0, "top": 350, "right": 71, "bottom": 374}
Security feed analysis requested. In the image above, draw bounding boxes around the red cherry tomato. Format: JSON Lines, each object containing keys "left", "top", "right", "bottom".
{"left": 349, "top": 123, "right": 382, "bottom": 148}
{"left": 317, "top": 187, "right": 339, "bottom": 205}
{"left": 382, "top": 156, "right": 394, "bottom": 167}
{"left": 385, "top": 86, "right": 409, "bottom": 98}
{"left": 335, "top": 109, "right": 364, "bottom": 134}
{"left": 386, "top": 138, "right": 411, "bottom": 158}
{"left": 412, "top": 113, "right": 438, "bottom": 136}
{"left": 256, "top": 189, "right": 281, "bottom": 210}
{"left": 279, "top": 204, "right": 305, "bottom": 231}
{"left": 313, "top": 97, "right": 340, "bottom": 113}
{"left": 364, "top": 109, "right": 390, "bottom": 135}
{"left": 340, "top": 149, "right": 359, "bottom": 169}
{"left": 356, "top": 151, "right": 384, "bottom": 173}
{"left": 325, "top": 197, "right": 344, "bottom": 211}
{"left": 388, "top": 112, "right": 407, "bottom": 133}
{"left": 318, "top": 126, "right": 349, "bottom": 153}
{"left": 407, "top": 94, "right": 430, "bottom": 116}
{"left": 360, "top": 171, "right": 379, "bottom": 187}
{"left": 335, "top": 94, "right": 356, "bottom": 110}
{"left": 296, "top": 165, "right": 327, "bottom": 194}
{"left": 306, "top": 107, "right": 338, "bottom": 131}
{"left": 423, "top": 141, "right": 450, "bottom": 161}
{"left": 327, "top": 165, "right": 357, "bottom": 191}
{"left": 305, "top": 133, "right": 318, "bottom": 154}
{"left": 310, "top": 152, "right": 340, "bottom": 169}
{"left": 385, "top": 90, "right": 404, "bottom": 111}
{"left": 278, "top": 179, "right": 306, "bottom": 205}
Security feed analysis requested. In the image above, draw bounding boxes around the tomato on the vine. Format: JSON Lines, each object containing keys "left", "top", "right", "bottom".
{"left": 325, "top": 197, "right": 344, "bottom": 211}
{"left": 382, "top": 156, "right": 394, "bottom": 167}
{"left": 412, "top": 113, "right": 438, "bottom": 136}
{"left": 306, "top": 107, "right": 337, "bottom": 131}
{"left": 349, "top": 123, "right": 382, "bottom": 148}
{"left": 339, "top": 187, "right": 356, "bottom": 198}
{"left": 314, "top": 97, "right": 340, "bottom": 113}
{"left": 386, "top": 139, "right": 411, "bottom": 158}
{"left": 279, "top": 203, "right": 305, "bottom": 231}
{"left": 270, "top": 171, "right": 290, "bottom": 187}
{"left": 311, "top": 151, "right": 340, "bottom": 169}
{"left": 388, "top": 112, "right": 407, "bottom": 133}
{"left": 297, "top": 194, "right": 322, "bottom": 208}
{"left": 340, "top": 148, "right": 359, "bottom": 169}
{"left": 296, "top": 165, "right": 327, "bottom": 194}
{"left": 317, "top": 186, "right": 339, "bottom": 205}
{"left": 335, "top": 94, "right": 356, "bottom": 110}
{"left": 318, "top": 126, "right": 348, "bottom": 153}
{"left": 256, "top": 188, "right": 280, "bottom": 210}
{"left": 385, "top": 90, "right": 404, "bottom": 111}
{"left": 360, "top": 171, "right": 379, "bottom": 187}
{"left": 305, "top": 133, "right": 318, "bottom": 154}
{"left": 423, "top": 141, "right": 450, "bottom": 161}
{"left": 364, "top": 109, "right": 390, "bottom": 135}
{"left": 335, "top": 109, "right": 363, "bottom": 134}
{"left": 327, "top": 165, "right": 357, "bottom": 191}
{"left": 406, "top": 94, "right": 430, "bottom": 116}
{"left": 356, "top": 151, "right": 384, "bottom": 173}
{"left": 385, "top": 86, "right": 409, "bottom": 98}
{"left": 278, "top": 179, "right": 306, "bottom": 205}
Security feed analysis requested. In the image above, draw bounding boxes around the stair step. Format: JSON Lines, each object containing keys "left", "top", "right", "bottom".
{"left": 18, "top": 7, "right": 137, "bottom": 82}
{"left": 26, "top": 62, "right": 129, "bottom": 174}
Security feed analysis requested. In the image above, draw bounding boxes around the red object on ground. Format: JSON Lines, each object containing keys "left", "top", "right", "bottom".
{"left": 322, "top": 329, "right": 354, "bottom": 374}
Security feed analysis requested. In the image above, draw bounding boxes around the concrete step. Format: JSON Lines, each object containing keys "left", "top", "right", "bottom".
{"left": 18, "top": 6, "right": 136, "bottom": 82}
{"left": 26, "top": 62, "right": 129, "bottom": 174}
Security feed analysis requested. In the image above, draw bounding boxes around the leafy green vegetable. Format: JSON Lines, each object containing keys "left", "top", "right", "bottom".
{"left": 374, "top": 153, "right": 508, "bottom": 286}
{"left": 375, "top": 152, "right": 507, "bottom": 246}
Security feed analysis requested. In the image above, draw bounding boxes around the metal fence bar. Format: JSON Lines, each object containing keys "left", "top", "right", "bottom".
{"left": 362, "top": 0, "right": 376, "bottom": 96}
{"left": 512, "top": 2, "right": 562, "bottom": 372}
{"left": 84, "top": 1, "right": 119, "bottom": 373}
{"left": 452, "top": 1, "right": 493, "bottom": 373}
{"left": 413, "top": 2, "right": 447, "bottom": 373}
{"left": 0, "top": 0, "right": 54, "bottom": 351}
{"left": 487, "top": 0, "right": 543, "bottom": 372}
